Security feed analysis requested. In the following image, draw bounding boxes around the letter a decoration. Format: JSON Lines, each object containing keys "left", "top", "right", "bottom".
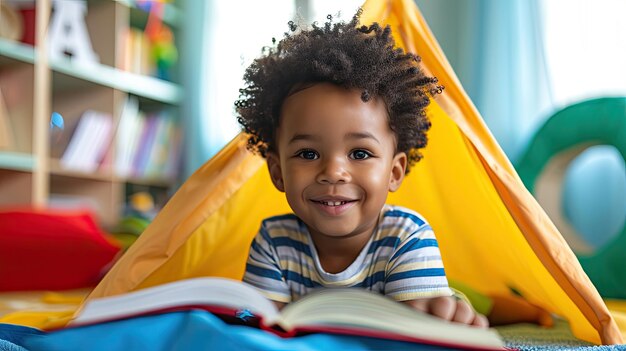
{"left": 48, "top": 0, "right": 99, "bottom": 65}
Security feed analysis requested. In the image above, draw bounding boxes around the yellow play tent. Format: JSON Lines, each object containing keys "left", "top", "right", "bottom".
{"left": 5, "top": 0, "right": 624, "bottom": 345}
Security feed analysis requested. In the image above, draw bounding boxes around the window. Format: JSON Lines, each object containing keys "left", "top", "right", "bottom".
{"left": 203, "top": 1, "right": 364, "bottom": 156}
{"left": 542, "top": 0, "right": 626, "bottom": 106}
{"left": 203, "top": 1, "right": 296, "bottom": 154}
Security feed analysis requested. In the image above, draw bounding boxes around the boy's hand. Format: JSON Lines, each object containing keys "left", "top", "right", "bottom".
{"left": 273, "top": 301, "right": 286, "bottom": 311}
{"left": 405, "top": 296, "right": 489, "bottom": 328}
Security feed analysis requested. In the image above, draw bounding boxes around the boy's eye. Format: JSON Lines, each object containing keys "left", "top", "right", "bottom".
{"left": 296, "top": 150, "right": 319, "bottom": 160}
{"left": 350, "top": 150, "right": 372, "bottom": 160}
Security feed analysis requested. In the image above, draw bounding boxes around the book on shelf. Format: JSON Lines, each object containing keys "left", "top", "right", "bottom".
{"left": 143, "top": 112, "right": 177, "bottom": 179}
{"left": 162, "top": 125, "right": 182, "bottom": 179}
{"left": 0, "top": 85, "right": 14, "bottom": 150}
{"left": 131, "top": 113, "right": 158, "bottom": 177}
{"left": 60, "top": 110, "right": 113, "bottom": 173}
{"left": 97, "top": 135, "right": 115, "bottom": 174}
{"left": 71, "top": 277, "right": 506, "bottom": 351}
{"left": 118, "top": 27, "right": 155, "bottom": 77}
{"left": 116, "top": 106, "right": 181, "bottom": 180}
{"left": 0, "top": 65, "right": 33, "bottom": 152}
{"left": 0, "top": 3, "right": 24, "bottom": 42}
{"left": 114, "top": 96, "right": 142, "bottom": 177}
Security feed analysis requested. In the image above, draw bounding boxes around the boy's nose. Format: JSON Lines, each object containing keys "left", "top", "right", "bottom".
{"left": 316, "top": 157, "right": 351, "bottom": 184}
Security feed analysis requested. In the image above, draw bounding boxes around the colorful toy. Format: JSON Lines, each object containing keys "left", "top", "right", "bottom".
{"left": 137, "top": 0, "right": 178, "bottom": 80}
{"left": 49, "top": 112, "right": 64, "bottom": 145}
{"left": 517, "top": 97, "right": 626, "bottom": 299}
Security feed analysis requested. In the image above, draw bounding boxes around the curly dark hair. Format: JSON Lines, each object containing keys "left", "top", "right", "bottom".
{"left": 234, "top": 10, "right": 443, "bottom": 172}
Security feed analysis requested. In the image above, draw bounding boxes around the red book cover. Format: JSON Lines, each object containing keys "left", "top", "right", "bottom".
{"left": 19, "top": 7, "right": 36, "bottom": 46}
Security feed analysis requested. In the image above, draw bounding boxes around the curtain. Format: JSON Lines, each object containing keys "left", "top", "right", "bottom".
{"left": 179, "top": 1, "right": 212, "bottom": 178}
{"left": 180, "top": 1, "right": 295, "bottom": 178}
{"left": 415, "top": 0, "right": 552, "bottom": 163}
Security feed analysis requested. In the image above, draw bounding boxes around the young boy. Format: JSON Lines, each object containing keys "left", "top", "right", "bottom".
{"left": 235, "top": 12, "right": 487, "bottom": 328}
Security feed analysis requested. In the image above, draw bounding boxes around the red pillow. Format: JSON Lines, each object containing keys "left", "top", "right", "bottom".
{"left": 0, "top": 208, "right": 121, "bottom": 291}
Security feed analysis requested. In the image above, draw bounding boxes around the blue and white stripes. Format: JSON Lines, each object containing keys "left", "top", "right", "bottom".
{"left": 243, "top": 205, "right": 453, "bottom": 303}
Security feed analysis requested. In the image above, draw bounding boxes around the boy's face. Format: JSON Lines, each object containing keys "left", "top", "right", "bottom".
{"left": 267, "top": 83, "right": 407, "bottom": 240}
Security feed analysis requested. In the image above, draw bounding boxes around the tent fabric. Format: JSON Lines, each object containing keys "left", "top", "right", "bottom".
{"left": 44, "top": 0, "right": 620, "bottom": 345}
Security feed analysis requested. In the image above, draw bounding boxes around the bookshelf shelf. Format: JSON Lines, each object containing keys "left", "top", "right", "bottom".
{"left": 49, "top": 159, "right": 174, "bottom": 187}
{"left": 50, "top": 58, "right": 182, "bottom": 105}
{"left": 49, "top": 159, "right": 113, "bottom": 182}
{"left": 0, "top": 152, "right": 35, "bottom": 172}
{"left": 0, "top": 39, "right": 35, "bottom": 65}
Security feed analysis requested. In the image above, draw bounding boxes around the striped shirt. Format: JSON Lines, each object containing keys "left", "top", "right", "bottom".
{"left": 243, "top": 205, "right": 453, "bottom": 303}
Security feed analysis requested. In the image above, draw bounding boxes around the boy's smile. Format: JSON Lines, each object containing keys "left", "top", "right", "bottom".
{"left": 267, "top": 83, "right": 407, "bottom": 259}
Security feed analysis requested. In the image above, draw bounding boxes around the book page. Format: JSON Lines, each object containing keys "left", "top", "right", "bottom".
{"left": 72, "top": 278, "right": 279, "bottom": 325}
{"left": 278, "top": 289, "right": 504, "bottom": 349}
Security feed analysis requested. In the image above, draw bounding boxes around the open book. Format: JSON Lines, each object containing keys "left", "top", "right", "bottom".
{"left": 72, "top": 277, "right": 506, "bottom": 350}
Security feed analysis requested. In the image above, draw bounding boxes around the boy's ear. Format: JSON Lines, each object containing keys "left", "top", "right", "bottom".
{"left": 388, "top": 152, "right": 407, "bottom": 192}
{"left": 266, "top": 152, "right": 285, "bottom": 192}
